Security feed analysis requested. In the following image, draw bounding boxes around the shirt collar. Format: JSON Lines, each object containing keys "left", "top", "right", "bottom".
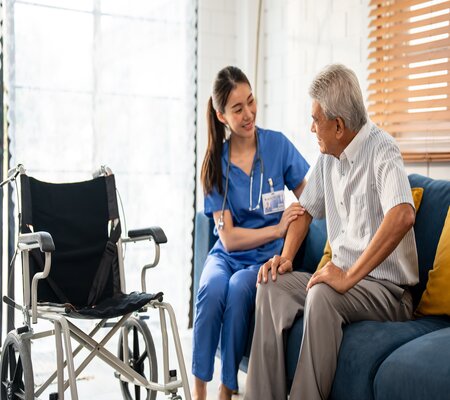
{"left": 341, "top": 119, "right": 372, "bottom": 163}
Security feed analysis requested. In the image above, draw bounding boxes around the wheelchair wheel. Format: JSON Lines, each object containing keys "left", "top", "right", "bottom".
{"left": 118, "top": 316, "right": 158, "bottom": 400}
{"left": 0, "top": 331, "right": 34, "bottom": 400}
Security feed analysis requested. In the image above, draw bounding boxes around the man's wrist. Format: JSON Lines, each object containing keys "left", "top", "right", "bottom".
{"left": 280, "top": 252, "right": 294, "bottom": 263}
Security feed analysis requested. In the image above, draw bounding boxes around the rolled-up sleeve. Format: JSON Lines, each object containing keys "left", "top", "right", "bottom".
{"left": 299, "top": 155, "right": 326, "bottom": 219}
{"left": 204, "top": 186, "right": 226, "bottom": 218}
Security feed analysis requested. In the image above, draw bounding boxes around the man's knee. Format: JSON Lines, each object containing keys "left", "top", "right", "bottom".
{"left": 255, "top": 278, "right": 279, "bottom": 310}
{"left": 305, "top": 283, "right": 337, "bottom": 314}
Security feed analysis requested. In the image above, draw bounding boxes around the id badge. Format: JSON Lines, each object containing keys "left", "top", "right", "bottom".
{"left": 262, "top": 190, "right": 285, "bottom": 215}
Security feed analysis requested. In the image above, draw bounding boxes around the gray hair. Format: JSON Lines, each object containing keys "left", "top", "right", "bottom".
{"left": 309, "top": 64, "right": 367, "bottom": 132}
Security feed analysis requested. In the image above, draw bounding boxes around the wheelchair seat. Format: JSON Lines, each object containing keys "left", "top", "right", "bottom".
{"left": 0, "top": 165, "right": 191, "bottom": 400}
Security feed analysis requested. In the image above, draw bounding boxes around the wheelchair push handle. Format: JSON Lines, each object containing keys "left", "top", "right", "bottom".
{"left": 92, "top": 165, "right": 113, "bottom": 178}
{"left": 0, "top": 164, "right": 26, "bottom": 187}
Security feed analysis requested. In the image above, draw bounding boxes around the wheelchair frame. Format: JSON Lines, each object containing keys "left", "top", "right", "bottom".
{"left": 0, "top": 165, "right": 192, "bottom": 400}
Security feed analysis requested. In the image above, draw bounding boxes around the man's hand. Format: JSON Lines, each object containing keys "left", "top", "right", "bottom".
{"left": 306, "top": 261, "right": 353, "bottom": 294}
{"left": 257, "top": 255, "right": 293, "bottom": 285}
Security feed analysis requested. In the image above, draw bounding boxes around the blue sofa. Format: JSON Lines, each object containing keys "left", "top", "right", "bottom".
{"left": 193, "top": 174, "right": 450, "bottom": 399}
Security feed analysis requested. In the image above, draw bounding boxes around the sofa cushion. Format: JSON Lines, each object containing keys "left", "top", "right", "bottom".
{"left": 285, "top": 316, "right": 450, "bottom": 400}
{"left": 330, "top": 317, "right": 450, "bottom": 400}
{"left": 415, "top": 206, "right": 450, "bottom": 317}
{"left": 374, "top": 326, "right": 450, "bottom": 400}
{"left": 408, "top": 174, "right": 450, "bottom": 307}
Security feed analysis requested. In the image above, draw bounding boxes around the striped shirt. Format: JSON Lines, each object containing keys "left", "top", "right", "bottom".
{"left": 300, "top": 120, "right": 419, "bottom": 286}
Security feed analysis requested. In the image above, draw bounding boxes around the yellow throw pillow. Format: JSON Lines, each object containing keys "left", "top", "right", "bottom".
{"left": 316, "top": 187, "right": 424, "bottom": 271}
{"left": 317, "top": 240, "right": 332, "bottom": 270}
{"left": 415, "top": 206, "right": 450, "bottom": 317}
{"left": 411, "top": 187, "right": 424, "bottom": 212}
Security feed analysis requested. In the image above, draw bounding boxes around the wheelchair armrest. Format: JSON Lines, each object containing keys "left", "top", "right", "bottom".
{"left": 18, "top": 232, "right": 55, "bottom": 252}
{"left": 128, "top": 227, "right": 167, "bottom": 244}
{"left": 124, "top": 227, "right": 167, "bottom": 294}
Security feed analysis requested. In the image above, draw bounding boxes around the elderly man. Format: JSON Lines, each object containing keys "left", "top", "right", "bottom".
{"left": 244, "top": 64, "right": 418, "bottom": 400}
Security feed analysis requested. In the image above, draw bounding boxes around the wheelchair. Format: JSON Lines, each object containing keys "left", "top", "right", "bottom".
{"left": 0, "top": 165, "right": 191, "bottom": 400}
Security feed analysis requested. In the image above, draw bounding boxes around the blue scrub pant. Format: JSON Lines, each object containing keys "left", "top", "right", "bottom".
{"left": 192, "top": 254, "right": 259, "bottom": 391}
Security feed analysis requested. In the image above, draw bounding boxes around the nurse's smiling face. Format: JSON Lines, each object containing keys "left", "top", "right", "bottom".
{"left": 217, "top": 83, "right": 257, "bottom": 139}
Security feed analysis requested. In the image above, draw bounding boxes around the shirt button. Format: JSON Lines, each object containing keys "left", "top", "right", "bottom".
{"left": 341, "top": 229, "right": 345, "bottom": 233}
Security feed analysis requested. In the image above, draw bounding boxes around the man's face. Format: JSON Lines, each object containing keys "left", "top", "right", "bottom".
{"left": 310, "top": 100, "right": 339, "bottom": 157}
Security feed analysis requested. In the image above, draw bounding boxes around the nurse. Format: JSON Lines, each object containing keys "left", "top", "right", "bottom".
{"left": 192, "top": 66, "right": 310, "bottom": 400}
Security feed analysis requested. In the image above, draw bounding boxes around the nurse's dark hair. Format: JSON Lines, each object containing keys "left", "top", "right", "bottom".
{"left": 201, "top": 66, "right": 251, "bottom": 195}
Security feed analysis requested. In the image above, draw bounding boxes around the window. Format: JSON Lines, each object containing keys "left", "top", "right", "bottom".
{"left": 3, "top": 0, "right": 197, "bottom": 331}
{"left": 368, "top": 0, "right": 450, "bottom": 161}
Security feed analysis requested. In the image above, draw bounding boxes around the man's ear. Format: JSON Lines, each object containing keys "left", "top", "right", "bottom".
{"left": 216, "top": 111, "right": 227, "bottom": 125}
{"left": 336, "top": 117, "right": 345, "bottom": 139}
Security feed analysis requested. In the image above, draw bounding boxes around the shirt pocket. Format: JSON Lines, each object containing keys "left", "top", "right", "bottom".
{"left": 266, "top": 174, "right": 284, "bottom": 192}
{"left": 349, "top": 194, "right": 369, "bottom": 238}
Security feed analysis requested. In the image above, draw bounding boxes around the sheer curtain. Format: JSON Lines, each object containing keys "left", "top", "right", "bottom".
{"left": 5, "top": 0, "right": 197, "bottom": 329}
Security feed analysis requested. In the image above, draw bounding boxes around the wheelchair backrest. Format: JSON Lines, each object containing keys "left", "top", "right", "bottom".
{"left": 20, "top": 174, "right": 120, "bottom": 307}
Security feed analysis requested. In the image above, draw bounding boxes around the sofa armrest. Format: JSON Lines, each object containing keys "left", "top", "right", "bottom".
{"left": 193, "top": 212, "right": 216, "bottom": 301}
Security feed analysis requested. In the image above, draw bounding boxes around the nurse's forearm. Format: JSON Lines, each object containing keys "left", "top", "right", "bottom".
{"left": 220, "top": 225, "right": 282, "bottom": 252}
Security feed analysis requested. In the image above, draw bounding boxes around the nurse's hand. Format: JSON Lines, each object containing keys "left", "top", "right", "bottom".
{"left": 257, "top": 255, "right": 293, "bottom": 285}
{"left": 277, "top": 203, "right": 305, "bottom": 238}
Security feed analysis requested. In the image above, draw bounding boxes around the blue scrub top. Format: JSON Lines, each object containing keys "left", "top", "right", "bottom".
{"left": 204, "top": 127, "right": 310, "bottom": 269}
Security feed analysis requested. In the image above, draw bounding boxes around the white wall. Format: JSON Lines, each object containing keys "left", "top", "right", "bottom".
{"left": 261, "top": 0, "right": 370, "bottom": 167}
{"left": 196, "top": 0, "right": 262, "bottom": 209}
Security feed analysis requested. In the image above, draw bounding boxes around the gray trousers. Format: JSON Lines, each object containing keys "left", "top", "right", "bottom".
{"left": 244, "top": 272, "right": 413, "bottom": 400}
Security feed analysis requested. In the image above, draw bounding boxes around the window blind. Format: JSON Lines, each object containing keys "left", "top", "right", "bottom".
{"left": 368, "top": 0, "right": 450, "bottom": 161}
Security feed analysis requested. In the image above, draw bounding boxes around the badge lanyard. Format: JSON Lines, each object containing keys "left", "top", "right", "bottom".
{"left": 218, "top": 133, "right": 264, "bottom": 230}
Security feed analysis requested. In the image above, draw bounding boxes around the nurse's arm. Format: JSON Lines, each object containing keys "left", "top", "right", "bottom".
{"left": 293, "top": 179, "right": 307, "bottom": 199}
{"left": 213, "top": 207, "right": 303, "bottom": 252}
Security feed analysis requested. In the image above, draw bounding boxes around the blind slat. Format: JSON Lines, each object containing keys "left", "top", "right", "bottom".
{"left": 369, "top": 13, "right": 450, "bottom": 38}
{"left": 368, "top": 74, "right": 450, "bottom": 91}
{"left": 369, "top": 37, "right": 450, "bottom": 60}
{"left": 402, "top": 153, "right": 450, "bottom": 162}
{"left": 368, "top": 25, "right": 450, "bottom": 49}
{"left": 369, "top": 121, "right": 450, "bottom": 133}
{"left": 369, "top": 1, "right": 450, "bottom": 28}
{"left": 370, "top": 98, "right": 450, "bottom": 113}
{"left": 368, "top": 48, "right": 450, "bottom": 71}
{"left": 371, "top": 110, "right": 450, "bottom": 123}
{"left": 368, "top": 61, "right": 450, "bottom": 80}
{"left": 368, "top": 86, "right": 449, "bottom": 102}
{"left": 370, "top": 0, "right": 429, "bottom": 18}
